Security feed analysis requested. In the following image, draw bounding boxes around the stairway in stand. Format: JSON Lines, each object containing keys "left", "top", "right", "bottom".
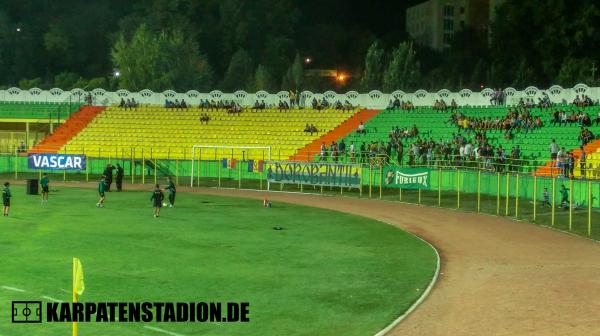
{"left": 30, "top": 106, "right": 106, "bottom": 154}
{"left": 289, "top": 109, "right": 381, "bottom": 161}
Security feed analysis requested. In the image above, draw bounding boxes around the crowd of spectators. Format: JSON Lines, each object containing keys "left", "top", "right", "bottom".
{"left": 550, "top": 109, "right": 594, "bottom": 126}
{"left": 387, "top": 98, "right": 414, "bottom": 110}
{"left": 164, "top": 99, "right": 187, "bottom": 109}
{"left": 490, "top": 88, "right": 506, "bottom": 106}
{"left": 199, "top": 99, "right": 241, "bottom": 111}
{"left": 573, "top": 94, "right": 594, "bottom": 107}
{"left": 448, "top": 108, "right": 544, "bottom": 135}
{"left": 304, "top": 124, "right": 318, "bottom": 135}
{"left": 119, "top": 98, "right": 139, "bottom": 110}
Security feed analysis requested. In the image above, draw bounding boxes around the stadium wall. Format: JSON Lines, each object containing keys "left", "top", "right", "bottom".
{"left": 0, "top": 83, "right": 597, "bottom": 109}
{"left": 1, "top": 154, "right": 598, "bottom": 239}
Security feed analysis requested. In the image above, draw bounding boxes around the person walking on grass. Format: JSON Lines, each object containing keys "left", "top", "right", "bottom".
{"left": 151, "top": 184, "right": 164, "bottom": 218}
{"left": 165, "top": 176, "right": 176, "bottom": 207}
{"left": 2, "top": 182, "right": 11, "bottom": 216}
{"left": 40, "top": 173, "right": 49, "bottom": 204}
{"left": 96, "top": 176, "right": 107, "bottom": 208}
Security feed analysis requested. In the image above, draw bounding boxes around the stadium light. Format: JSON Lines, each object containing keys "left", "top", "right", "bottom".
{"left": 305, "top": 57, "right": 312, "bottom": 64}
{"left": 16, "top": 27, "right": 21, "bottom": 32}
{"left": 337, "top": 74, "right": 346, "bottom": 81}
{"left": 113, "top": 70, "right": 121, "bottom": 77}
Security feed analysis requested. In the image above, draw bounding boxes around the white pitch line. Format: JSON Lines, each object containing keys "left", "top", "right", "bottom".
{"left": 373, "top": 220, "right": 441, "bottom": 336}
{"left": 143, "top": 326, "right": 185, "bottom": 336}
{"left": 41, "top": 295, "right": 63, "bottom": 303}
{"left": 1, "top": 286, "right": 26, "bottom": 292}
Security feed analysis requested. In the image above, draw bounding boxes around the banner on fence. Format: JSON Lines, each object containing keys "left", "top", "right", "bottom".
{"left": 28, "top": 154, "right": 86, "bottom": 170}
{"left": 266, "top": 161, "right": 361, "bottom": 187}
{"left": 383, "top": 167, "right": 430, "bottom": 189}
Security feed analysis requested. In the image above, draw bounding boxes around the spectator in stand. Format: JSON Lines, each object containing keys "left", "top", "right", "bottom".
{"left": 180, "top": 99, "right": 188, "bottom": 109}
{"left": 360, "top": 142, "right": 367, "bottom": 163}
{"left": 17, "top": 141, "right": 26, "bottom": 153}
{"left": 549, "top": 139, "right": 559, "bottom": 161}
{"left": 349, "top": 141, "right": 356, "bottom": 163}
{"left": 119, "top": 98, "right": 126, "bottom": 108}
{"left": 338, "top": 139, "right": 346, "bottom": 156}
{"left": 199, "top": 113, "right": 210, "bottom": 124}
{"left": 450, "top": 99, "right": 458, "bottom": 110}
{"left": 580, "top": 146, "right": 587, "bottom": 178}
{"left": 594, "top": 110, "right": 600, "bottom": 126}
{"left": 319, "top": 142, "right": 327, "bottom": 161}
{"left": 567, "top": 152, "right": 575, "bottom": 178}
{"left": 357, "top": 121, "right": 366, "bottom": 135}
{"left": 557, "top": 147, "right": 567, "bottom": 177}
{"left": 289, "top": 90, "right": 296, "bottom": 108}
{"left": 330, "top": 141, "right": 338, "bottom": 162}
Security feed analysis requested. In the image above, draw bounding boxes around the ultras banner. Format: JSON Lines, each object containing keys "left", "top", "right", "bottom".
{"left": 266, "top": 161, "right": 361, "bottom": 188}
{"left": 383, "top": 167, "right": 430, "bottom": 189}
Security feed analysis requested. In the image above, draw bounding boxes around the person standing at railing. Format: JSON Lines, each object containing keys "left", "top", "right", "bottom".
{"left": 557, "top": 147, "right": 567, "bottom": 178}
{"left": 396, "top": 141, "right": 404, "bottom": 166}
{"left": 549, "top": 139, "right": 559, "bottom": 161}
{"left": 567, "top": 152, "right": 575, "bottom": 179}
{"left": 349, "top": 141, "right": 356, "bottom": 163}
{"left": 319, "top": 142, "right": 327, "bottom": 162}
{"left": 360, "top": 142, "right": 367, "bottom": 163}
{"left": 579, "top": 146, "right": 587, "bottom": 179}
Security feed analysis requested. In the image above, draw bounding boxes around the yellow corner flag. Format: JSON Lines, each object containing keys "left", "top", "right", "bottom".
{"left": 73, "top": 258, "right": 85, "bottom": 336}
{"left": 73, "top": 258, "right": 85, "bottom": 297}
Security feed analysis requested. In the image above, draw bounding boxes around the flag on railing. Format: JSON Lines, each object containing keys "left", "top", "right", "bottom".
{"left": 221, "top": 158, "right": 228, "bottom": 168}
{"left": 257, "top": 160, "right": 264, "bottom": 173}
{"left": 248, "top": 160, "right": 254, "bottom": 172}
{"left": 230, "top": 158, "right": 237, "bottom": 169}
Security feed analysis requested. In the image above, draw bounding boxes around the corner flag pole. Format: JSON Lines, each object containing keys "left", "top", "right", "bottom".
{"left": 72, "top": 258, "right": 84, "bottom": 336}
{"left": 72, "top": 257, "right": 78, "bottom": 336}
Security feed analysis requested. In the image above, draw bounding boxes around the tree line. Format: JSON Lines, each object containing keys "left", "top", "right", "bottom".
{"left": 0, "top": 0, "right": 599, "bottom": 93}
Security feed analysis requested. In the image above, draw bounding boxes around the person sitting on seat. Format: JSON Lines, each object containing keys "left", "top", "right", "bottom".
{"left": 199, "top": 113, "right": 210, "bottom": 124}
{"left": 357, "top": 121, "right": 366, "bottom": 135}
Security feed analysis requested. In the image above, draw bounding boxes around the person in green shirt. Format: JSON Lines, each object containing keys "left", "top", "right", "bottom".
{"left": 96, "top": 176, "right": 107, "bottom": 208}
{"left": 559, "top": 184, "right": 570, "bottom": 209}
{"left": 164, "top": 176, "right": 176, "bottom": 207}
{"left": 40, "top": 173, "right": 49, "bottom": 204}
{"left": 151, "top": 184, "right": 165, "bottom": 218}
{"left": 2, "top": 182, "right": 11, "bottom": 216}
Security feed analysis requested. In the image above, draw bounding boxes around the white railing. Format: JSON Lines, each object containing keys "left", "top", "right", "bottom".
{"left": 0, "top": 83, "right": 596, "bottom": 109}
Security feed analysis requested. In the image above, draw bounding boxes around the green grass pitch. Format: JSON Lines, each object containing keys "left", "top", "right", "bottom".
{"left": 0, "top": 185, "right": 437, "bottom": 336}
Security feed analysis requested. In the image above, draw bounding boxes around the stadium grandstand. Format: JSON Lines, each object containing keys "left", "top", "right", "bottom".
{"left": 0, "top": 84, "right": 592, "bottom": 180}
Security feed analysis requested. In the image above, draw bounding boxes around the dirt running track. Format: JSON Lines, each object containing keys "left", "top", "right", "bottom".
{"left": 52, "top": 182, "right": 600, "bottom": 335}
